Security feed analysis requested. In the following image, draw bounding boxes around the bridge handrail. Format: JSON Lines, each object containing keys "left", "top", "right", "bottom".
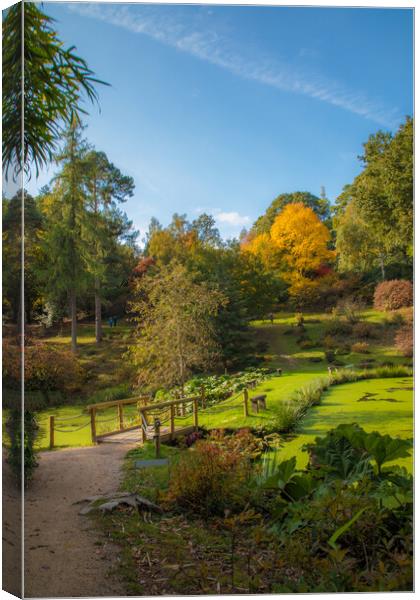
{"left": 86, "top": 395, "right": 150, "bottom": 410}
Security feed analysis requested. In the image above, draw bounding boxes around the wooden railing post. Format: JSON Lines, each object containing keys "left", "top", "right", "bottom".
{"left": 118, "top": 402, "right": 124, "bottom": 431}
{"left": 243, "top": 389, "right": 249, "bottom": 417}
{"left": 140, "top": 409, "right": 147, "bottom": 443}
{"left": 170, "top": 404, "right": 175, "bottom": 440}
{"left": 90, "top": 408, "right": 97, "bottom": 444}
{"left": 49, "top": 416, "right": 55, "bottom": 450}
{"left": 200, "top": 385, "right": 206, "bottom": 409}
{"left": 154, "top": 418, "right": 161, "bottom": 458}
{"left": 193, "top": 397, "right": 199, "bottom": 431}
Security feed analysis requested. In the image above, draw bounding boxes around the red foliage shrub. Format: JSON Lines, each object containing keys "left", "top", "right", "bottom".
{"left": 314, "top": 264, "right": 334, "bottom": 277}
{"left": 374, "top": 280, "right": 413, "bottom": 311}
{"left": 395, "top": 324, "right": 413, "bottom": 357}
{"left": 3, "top": 338, "right": 84, "bottom": 392}
{"left": 164, "top": 440, "right": 251, "bottom": 516}
{"left": 132, "top": 256, "right": 156, "bottom": 276}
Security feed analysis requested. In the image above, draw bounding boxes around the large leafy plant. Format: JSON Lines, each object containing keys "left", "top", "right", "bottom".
{"left": 305, "top": 423, "right": 412, "bottom": 478}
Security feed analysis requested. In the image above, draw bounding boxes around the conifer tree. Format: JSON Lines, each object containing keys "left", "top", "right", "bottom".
{"left": 83, "top": 150, "right": 135, "bottom": 342}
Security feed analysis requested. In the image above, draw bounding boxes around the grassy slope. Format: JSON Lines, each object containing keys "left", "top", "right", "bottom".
{"left": 25, "top": 308, "right": 412, "bottom": 451}
{"left": 44, "top": 321, "right": 136, "bottom": 396}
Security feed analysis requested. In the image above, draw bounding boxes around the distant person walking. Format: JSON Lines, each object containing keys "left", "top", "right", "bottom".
{"left": 108, "top": 317, "right": 113, "bottom": 328}
{"left": 112, "top": 316, "right": 118, "bottom": 327}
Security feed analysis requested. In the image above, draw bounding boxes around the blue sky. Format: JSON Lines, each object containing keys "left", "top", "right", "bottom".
{"left": 27, "top": 2, "right": 413, "bottom": 241}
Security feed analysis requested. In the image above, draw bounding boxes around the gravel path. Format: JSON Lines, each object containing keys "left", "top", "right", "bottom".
{"left": 24, "top": 435, "right": 139, "bottom": 598}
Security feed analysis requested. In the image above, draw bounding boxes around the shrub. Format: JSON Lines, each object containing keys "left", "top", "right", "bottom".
{"left": 207, "top": 428, "right": 267, "bottom": 460}
{"left": 255, "top": 340, "right": 269, "bottom": 353}
{"left": 336, "top": 344, "right": 351, "bottom": 355}
{"left": 351, "top": 342, "right": 370, "bottom": 354}
{"left": 299, "top": 339, "right": 316, "bottom": 349}
{"left": 295, "top": 313, "right": 305, "bottom": 327}
{"left": 324, "top": 318, "right": 352, "bottom": 337}
{"left": 324, "top": 350, "right": 336, "bottom": 363}
{"left": 336, "top": 298, "right": 363, "bottom": 324}
{"left": 165, "top": 441, "right": 251, "bottom": 517}
{"left": 177, "top": 369, "right": 270, "bottom": 405}
{"left": 6, "top": 409, "right": 39, "bottom": 486}
{"left": 2, "top": 339, "right": 84, "bottom": 394}
{"left": 352, "top": 321, "right": 376, "bottom": 339}
{"left": 374, "top": 280, "right": 413, "bottom": 311}
{"left": 309, "top": 356, "right": 323, "bottom": 363}
{"left": 323, "top": 335, "right": 337, "bottom": 349}
{"left": 358, "top": 361, "right": 376, "bottom": 369}
{"left": 383, "top": 312, "right": 405, "bottom": 327}
{"left": 395, "top": 324, "right": 413, "bottom": 357}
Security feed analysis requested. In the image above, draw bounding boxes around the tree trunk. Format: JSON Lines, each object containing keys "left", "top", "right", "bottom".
{"left": 379, "top": 255, "right": 386, "bottom": 280}
{"left": 95, "top": 277, "right": 102, "bottom": 344}
{"left": 70, "top": 291, "right": 77, "bottom": 353}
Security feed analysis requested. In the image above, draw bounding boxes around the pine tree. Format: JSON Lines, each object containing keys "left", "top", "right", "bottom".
{"left": 83, "top": 150, "right": 135, "bottom": 343}
{"left": 40, "top": 119, "right": 90, "bottom": 352}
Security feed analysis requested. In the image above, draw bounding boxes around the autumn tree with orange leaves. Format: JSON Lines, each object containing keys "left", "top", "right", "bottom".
{"left": 243, "top": 202, "right": 335, "bottom": 305}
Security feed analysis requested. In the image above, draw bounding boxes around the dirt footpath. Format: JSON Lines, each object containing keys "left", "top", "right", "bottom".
{"left": 24, "top": 436, "right": 138, "bottom": 598}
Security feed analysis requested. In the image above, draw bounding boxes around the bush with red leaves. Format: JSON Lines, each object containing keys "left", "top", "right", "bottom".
{"left": 164, "top": 440, "right": 251, "bottom": 517}
{"left": 132, "top": 256, "right": 156, "bottom": 276}
{"left": 3, "top": 338, "right": 84, "bottom": 392}
{"left": 373, "top": 280, "right": 413, "bottom": 311}
{"left": 395, "top": 324, "right": 413, "bottom": 357}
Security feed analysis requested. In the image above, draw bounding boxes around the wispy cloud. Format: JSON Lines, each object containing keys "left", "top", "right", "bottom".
{"left": 69, "top": 3, "right": 400, "bottom": 127}
{"left": 216, "top": 211, "right": 251, "bottom": 227}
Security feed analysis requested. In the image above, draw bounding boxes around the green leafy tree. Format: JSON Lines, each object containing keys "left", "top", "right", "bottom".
{"left": 2, "top": 2, "right": 108, "bottom": 179}
{"left": 128, "top": 262, "right": 226, "bottom": 391}
{"left": 83, "top": 150, "right": 135, "bottom": 342}
{"left": 334, "top": 117, "right": 413, "bottom": 279}
{"left": 192, "top": 213, "right": 222, "bottom": 247}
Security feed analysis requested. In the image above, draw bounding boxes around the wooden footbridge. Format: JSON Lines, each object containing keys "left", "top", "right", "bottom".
{"left": 88, "top": 394, "right": 203, "bottom": 446}
{"left": 47, "top": 378, "right": 269, "bottom": 453}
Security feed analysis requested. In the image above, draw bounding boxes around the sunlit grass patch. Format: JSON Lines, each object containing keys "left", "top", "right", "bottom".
{"left": 274, "top": 377, "right": 413, "bottom": 471}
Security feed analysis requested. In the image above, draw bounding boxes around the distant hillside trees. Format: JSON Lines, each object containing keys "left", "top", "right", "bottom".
{"left": 3, "top": 122, "right": 139, "bottom": 352}
{"left": 139, "top": 213, "right": 281, "bottom": 369}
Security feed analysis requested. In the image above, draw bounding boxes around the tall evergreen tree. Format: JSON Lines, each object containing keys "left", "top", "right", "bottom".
{"left": 83, "top": 150, "right": 135, "bottom": 342}
{"left": 40, "top": 120, "right": 90, "bottom": 352}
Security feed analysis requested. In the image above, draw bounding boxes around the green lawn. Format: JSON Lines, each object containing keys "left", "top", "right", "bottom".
{"left": 199, "top": 370, "right": 326, "bottom": 429}
{"left": 275, "top": 376, "right": 413, "bottom": 471}
{"left": 34, "top": 402, "right": 141, "bottom": 450}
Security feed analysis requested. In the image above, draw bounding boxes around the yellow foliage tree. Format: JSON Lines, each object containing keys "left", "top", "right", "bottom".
{"left": 270, "top": 202, "right": 335, "bottom": 277}
{"left": 241, "top": 232, "right": 283, "bottom": 271}
{"left": 242, "top": 202, "right": 335, "bottom": 305}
